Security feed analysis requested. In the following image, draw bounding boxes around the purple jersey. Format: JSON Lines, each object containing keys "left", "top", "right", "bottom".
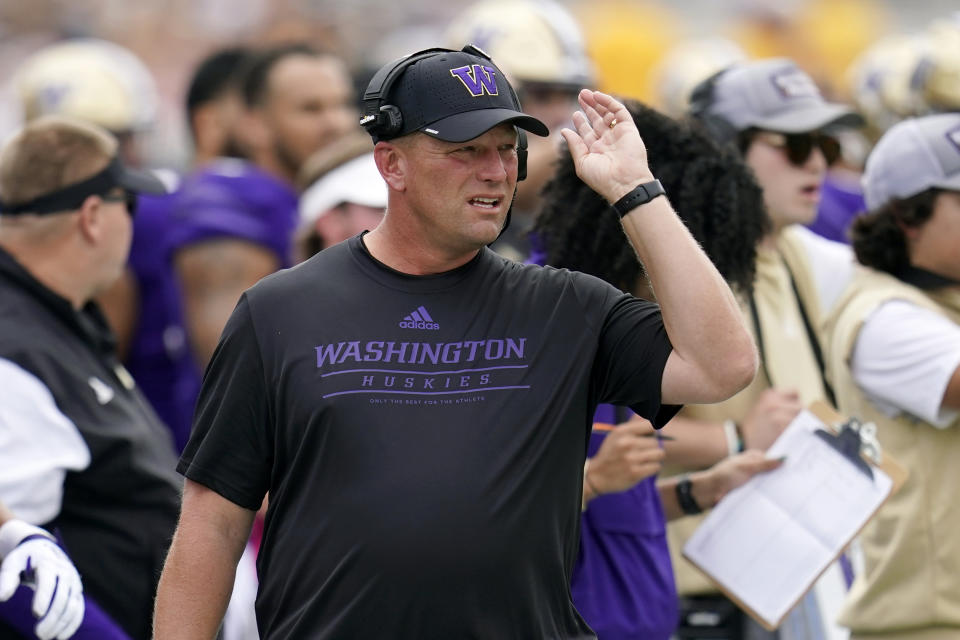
{"left": 125, "top": 192, "right": 200, "bottom": 453}
{"left": 167, "top": 159, "right": 298, "bottom": 269}
{"left": 0, "top": 586, "right": 131, "bottom": 639}
{"left": 806, "top": 172, "right": 866, "bottom": 245}
{"left": 571, "top": 404, "right": 678, "bottom": 640}
{"left": 127, "top": 161, "right": 298, "bottom": 452}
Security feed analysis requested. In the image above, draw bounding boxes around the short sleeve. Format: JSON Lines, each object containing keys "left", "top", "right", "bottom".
{"left": 851, "top": 300, "right": 960, "bottom": 427}
{"left": 592, "top": 295, "right": 678, "bottom": 427}
{"left": 177, "top": 294, "right": 274, "bottom": 509}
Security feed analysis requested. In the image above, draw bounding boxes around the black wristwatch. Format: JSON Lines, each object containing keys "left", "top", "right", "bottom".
{"left": 676, "top": 476, "right": 703, "bottom": 515}
{"left": 611, "top": 179, "right": 665, "bottom": 218}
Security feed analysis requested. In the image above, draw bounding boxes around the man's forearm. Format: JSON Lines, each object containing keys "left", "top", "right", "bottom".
{"left": 620, "top": 196, "right": 757, "bottom": 403}
{"left": 154, "top": 482, "right": 255, "bottom": 640}
{"left": 154, "top": 536, "right": 239, "bottom": 639}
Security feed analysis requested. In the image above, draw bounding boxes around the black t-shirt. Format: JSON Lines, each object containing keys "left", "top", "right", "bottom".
{"left": 179, "top": 235, "right": 675, "bottom": 639}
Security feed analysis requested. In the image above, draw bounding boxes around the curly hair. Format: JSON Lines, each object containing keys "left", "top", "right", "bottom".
{"left": 851, "top": 188, "right": 939, "bottom": 274}
{"left": 533, "top": 99, "right": 768, "bottom": 295}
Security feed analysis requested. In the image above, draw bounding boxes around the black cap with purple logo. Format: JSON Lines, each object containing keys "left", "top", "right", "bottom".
{"left": 361, "top": 46, "right": 549, "bottom": 143}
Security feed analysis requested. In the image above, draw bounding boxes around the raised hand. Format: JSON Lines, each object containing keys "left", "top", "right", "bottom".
{"left": 560, "top": 90, "right": 654, "bottom": 204}
{"left": 702, "top": 450, "right": 785, "bottom": 507}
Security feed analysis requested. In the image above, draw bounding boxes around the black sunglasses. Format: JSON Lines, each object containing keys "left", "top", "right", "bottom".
{"left": 749, "top": 130, "right": 842, "bottom": 167}
{"left": 102, "top": 191, "right": 138, "bottom": 217}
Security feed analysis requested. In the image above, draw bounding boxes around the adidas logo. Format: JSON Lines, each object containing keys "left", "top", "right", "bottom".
{"left": 399, "top": 305, "right": 440, "bottom": 330}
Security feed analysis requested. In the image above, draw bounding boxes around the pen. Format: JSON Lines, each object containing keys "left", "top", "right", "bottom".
{"left": 591, "top": 422, "right": 676, "bottom": 440}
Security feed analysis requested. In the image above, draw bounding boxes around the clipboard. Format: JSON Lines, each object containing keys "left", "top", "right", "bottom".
{"left": 681, "top": 401, "right": 907, "bottom": 631}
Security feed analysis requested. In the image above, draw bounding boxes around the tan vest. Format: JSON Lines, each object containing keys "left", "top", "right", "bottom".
{"left": 824, "top": 268, "right": 960, "bottom": 636}
{"left": 668, "top": 233, "right": 829, "bottom": 595}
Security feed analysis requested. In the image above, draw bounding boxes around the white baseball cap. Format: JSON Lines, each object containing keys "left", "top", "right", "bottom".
{"left": 298, "top": 153, "right": 387, "bottom": 227}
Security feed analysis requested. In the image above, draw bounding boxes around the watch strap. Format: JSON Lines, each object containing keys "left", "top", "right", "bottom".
{"left": 611, "top": 179, "right": 665, "bottom": 218}
{"left": 675, "top": 475, "right": 703, "bottom": 515}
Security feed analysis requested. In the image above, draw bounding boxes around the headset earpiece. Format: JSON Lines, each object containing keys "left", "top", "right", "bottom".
{"left": 516, "top": 129, "right": 528, "bottom": 182}
{"left": 361, "top": 47, "right": 456, "bottom": 141}
{"left": 374, "top": 105, "right": 403, "bottom": 138}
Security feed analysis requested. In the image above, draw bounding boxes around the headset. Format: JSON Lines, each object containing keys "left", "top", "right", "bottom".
{"left": 360, "top": 44, "right": 529, "bottom": 181}
{"left": 687, "top": 68, "right": 740, "bottom": 145}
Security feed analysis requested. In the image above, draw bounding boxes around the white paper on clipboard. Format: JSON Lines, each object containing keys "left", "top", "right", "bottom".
{"left": 682, "top": 408, "right": 893, "bottom": 630}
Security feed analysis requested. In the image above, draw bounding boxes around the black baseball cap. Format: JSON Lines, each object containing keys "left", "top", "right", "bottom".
{"left": 373, "top": 49, "right": 549, "bottom": 143}
{"left": 0, "top": 155, "right": 166, "bottom": 216}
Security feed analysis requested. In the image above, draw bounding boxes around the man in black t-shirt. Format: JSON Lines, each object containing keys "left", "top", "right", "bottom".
{"left": 154, "top": 45, "right": 758, "bottom": 640}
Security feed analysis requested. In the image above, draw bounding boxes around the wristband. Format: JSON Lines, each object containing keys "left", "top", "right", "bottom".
{"left": 675, "top": 476, "right": 702, "bottom": 515}
{"left": 582, "top": 459, "right": 604, "bottom": 511}
{"left": 611, "top": 179, "right": 665, "bottom": 218}
{"left": 722, "top": 419, "right": 743, "bottom": 456}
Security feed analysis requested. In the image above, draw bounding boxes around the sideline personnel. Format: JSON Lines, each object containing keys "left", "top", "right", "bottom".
{"left": 0, "top": 115, "right": 179, "bottom": 639}
{"left": 154, "top": 45, "right": 756, "bottom": 639}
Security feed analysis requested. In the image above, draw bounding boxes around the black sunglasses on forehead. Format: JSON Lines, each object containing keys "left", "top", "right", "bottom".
{"left": 744, "top": 130, "right": 842, "bottom": 167}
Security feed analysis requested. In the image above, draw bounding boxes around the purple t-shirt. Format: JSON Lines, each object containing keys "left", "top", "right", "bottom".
{"left": 126, "top": 161, "right": 298, "bottom": 452}
{"left": 806, "top": 172, "right": 866, "bottom": 245}
{"left": 126, "top": 192, "right": 200, "bottom": 453}
{"left": 571, "top": 404, "right": 678, "bottom": 640}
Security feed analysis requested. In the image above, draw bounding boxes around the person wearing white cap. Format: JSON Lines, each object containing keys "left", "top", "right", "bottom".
{"left": 296, "top": 148, "right": 387, "bottom": 261}
{"left": 823, "top": 113, "right": 960, "bottom": 640}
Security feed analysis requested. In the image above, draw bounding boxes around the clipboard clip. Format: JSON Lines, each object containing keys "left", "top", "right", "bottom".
{"left": 814, "top": 417, "right": 882, "bottom": 481}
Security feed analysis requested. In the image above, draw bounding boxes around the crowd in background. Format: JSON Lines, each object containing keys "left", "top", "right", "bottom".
{"left": 0, "top": 0, "right": 955, "bottom": 168}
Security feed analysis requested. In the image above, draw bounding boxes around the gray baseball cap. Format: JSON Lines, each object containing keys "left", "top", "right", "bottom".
{"left": 703, "top": 58, "right": 863, "bottom": 134}
{"left": 862, "top": 113, "right": 960, "bottom": 211}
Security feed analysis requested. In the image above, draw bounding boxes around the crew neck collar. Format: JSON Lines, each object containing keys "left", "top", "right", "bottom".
{"left": 347, "top": 232, "right": 489, "bottom": 294}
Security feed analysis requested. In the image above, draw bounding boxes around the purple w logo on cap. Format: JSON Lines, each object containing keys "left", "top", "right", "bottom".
{"left": 450, "top": 65, "right": 499, "bottom": 97}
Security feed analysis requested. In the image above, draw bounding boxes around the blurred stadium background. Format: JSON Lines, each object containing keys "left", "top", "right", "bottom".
{"left": 0, "top": 0, "right": 955, "bottom": 169}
